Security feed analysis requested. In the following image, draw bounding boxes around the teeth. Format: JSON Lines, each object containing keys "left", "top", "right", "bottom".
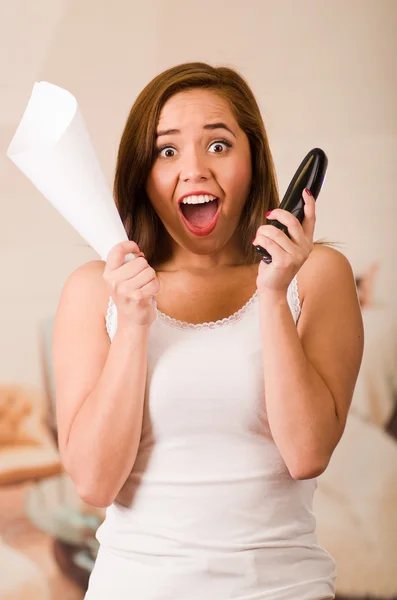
{"left": 181, "top": 194, "right": 217, "bottom": 205}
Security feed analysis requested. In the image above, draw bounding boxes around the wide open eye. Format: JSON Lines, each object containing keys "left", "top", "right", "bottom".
{"left": 157, "top": 146, "right": 177, "bottom": 158}
{"left": 208, "top": 140, "right": 232, "bottom": 153}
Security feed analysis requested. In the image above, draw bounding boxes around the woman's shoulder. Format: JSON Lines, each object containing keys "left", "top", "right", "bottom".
{"left": 69, "top": 259, "right": 107, "bottom": 278}
{"left": 303, "top": 243, "right": 353, "bottom": 278}
{"left": 297, "top": 243, "right": 355, "bottom": 305}
{"left": 64, "top": 258, "right": 107, "bottom": 282}
{"left": 59, "top": 260, "right": 109, "bottom": 316}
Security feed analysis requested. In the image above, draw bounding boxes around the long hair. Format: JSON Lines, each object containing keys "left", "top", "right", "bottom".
{"left": 113, "top": 62, "right": 281, "bottom": 266}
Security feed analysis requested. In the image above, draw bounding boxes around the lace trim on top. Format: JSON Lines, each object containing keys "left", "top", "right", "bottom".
{"left": 106, "top": 296, "right": 117, "bottom": 341}
{"left": 290, "top": 275, "right": 301, "bottom": 322}
{"left": 156, "top": 290, "right": 259, "bottom": 331}
{"left": 105, "top": 275, "right": 301, "bottom": 337}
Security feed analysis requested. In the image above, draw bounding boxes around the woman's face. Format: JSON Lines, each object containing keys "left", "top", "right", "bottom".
{"left": 145, "top": 88, "right": 252, "bottom": 267}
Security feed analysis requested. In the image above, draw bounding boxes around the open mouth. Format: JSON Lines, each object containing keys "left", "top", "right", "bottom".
{"left": 179, "top": 197, "right": 220, "bottom": 236}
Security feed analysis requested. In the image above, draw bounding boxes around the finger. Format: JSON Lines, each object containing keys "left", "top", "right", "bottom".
{"left": 253, "top": 225, "right": 296, "bottom": 254}
{"left": 127, "top": 263, "right": 156, "bottom": 290}
{"left": 265, "top": 209, "right": 306, "bottom": 246}
{"left": 138, "top": 275, "right": 160, "bottom": 298}
{"left": 301, "top": 188, "right": 316, "bottom": 239}
{"left": 116, "top": 256, "right": 149, "bottom": 282}
{"left": 106, "top": 241, "right": 141, "bottom": 271}
{"left": 118, "top": 271, "right": 159, "bottom": 305}
{"left": 254, "top": 235, "right": 286, "bottom": 264}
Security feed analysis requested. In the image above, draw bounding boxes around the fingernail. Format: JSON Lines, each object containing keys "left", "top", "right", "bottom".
{"left": 265, "top": 210, "right": 272, "bottom": 217}
{"left": 304, "top": 188, "right": 312, "bottom": 196}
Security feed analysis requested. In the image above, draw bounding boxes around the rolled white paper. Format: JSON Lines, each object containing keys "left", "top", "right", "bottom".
{"left": 6, "top": 81, "right": 131, "bottom": 262}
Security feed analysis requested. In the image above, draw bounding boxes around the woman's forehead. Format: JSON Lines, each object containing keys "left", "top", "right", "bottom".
{"left": 157, "top": 89, "right": 236, "bottom": 130}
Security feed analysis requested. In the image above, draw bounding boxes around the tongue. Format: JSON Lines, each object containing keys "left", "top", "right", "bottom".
{"left": 181, "top": 199, "right": 218, "bottom": 228}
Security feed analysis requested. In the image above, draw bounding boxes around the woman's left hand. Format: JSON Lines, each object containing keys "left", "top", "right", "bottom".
{"left": 253, "top": 189, "right": 316, "bottom": 294}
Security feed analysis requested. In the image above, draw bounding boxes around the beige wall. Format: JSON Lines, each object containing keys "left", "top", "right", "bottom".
{"left": 1, "top": 0, "right": 396, "bottom": 390}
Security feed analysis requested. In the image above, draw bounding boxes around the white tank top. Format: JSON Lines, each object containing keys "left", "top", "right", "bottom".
{"left": 88, "top": 276, "right": 336, "bottom": 600}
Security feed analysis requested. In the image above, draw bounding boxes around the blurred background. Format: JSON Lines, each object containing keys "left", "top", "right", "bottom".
{"left": 0, "top": 0, "right": 396, "bottom": 598}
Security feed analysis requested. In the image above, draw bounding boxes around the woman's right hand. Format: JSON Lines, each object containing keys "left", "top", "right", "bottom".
{"left": 103, "top": 241, "right": 160, "bottom": 328}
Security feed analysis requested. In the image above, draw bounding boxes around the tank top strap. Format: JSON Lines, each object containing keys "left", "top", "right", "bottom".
{"left": 287, "top": 275, "right": 302, "bottom": 324}
{"left": 106, "top": 296, "right": 117, "bottom": 342}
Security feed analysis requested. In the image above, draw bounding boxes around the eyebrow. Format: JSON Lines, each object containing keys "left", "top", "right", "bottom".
{"left": 156, "top": 122, "right": 236, "bottom": 139}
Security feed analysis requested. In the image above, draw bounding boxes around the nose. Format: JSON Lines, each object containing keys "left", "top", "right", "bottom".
{"left": 179, "top": 147, "right": 211, "bottom": 183}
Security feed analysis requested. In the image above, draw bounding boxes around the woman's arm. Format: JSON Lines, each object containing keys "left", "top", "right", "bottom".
{"left": 259, "top": 244, "right": 364, "bottom": 480}
{"left": 54, "top": 260, "right": 149, "bottom": 507}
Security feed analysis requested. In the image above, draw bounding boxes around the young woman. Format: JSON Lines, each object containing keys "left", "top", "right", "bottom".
{"left": 53, "top": 62, "right": 364, "bottom": 599}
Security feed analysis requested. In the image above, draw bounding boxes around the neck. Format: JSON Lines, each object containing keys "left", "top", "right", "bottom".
{"left": 155, "top": 233, "right": 248, "bottom": 273}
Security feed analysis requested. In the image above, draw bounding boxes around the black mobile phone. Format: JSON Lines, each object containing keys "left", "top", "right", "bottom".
{"left": 254, "top": 148, "right": 328, "bottom": 263}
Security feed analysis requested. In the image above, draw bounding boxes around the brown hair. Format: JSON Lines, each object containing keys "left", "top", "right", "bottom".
{"left": 114, "top": 62, "right": 279, "bottom": 267}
